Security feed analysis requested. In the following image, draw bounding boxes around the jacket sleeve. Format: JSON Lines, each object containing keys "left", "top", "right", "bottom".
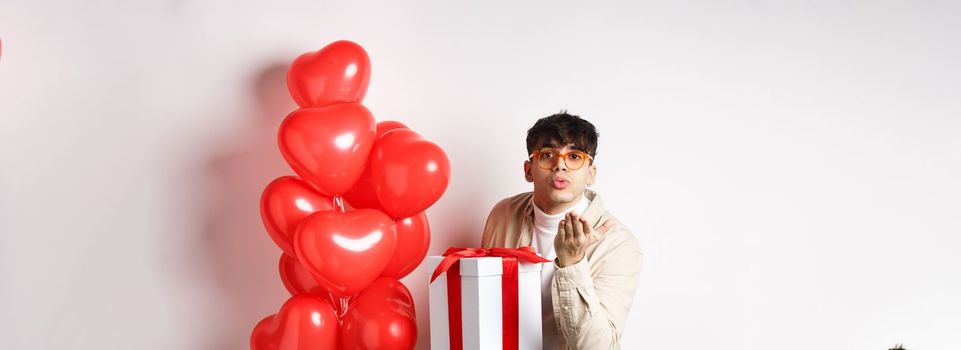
{"left": 551, "top": 233, "right": 643, "bottom": 349}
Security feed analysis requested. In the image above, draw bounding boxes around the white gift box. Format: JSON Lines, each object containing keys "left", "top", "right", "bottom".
{"left": 427, "top": 255, "right": 544, "bottom": 350}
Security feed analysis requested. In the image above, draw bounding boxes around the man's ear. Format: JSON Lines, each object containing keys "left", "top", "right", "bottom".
{"left": 524, "top": 160, "right": 534, "bottom": 182}
{"left": 588, "top": 164, "right": 597, "bottom": 186}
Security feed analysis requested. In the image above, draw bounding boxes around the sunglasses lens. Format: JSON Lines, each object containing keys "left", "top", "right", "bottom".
{"left": 537, "top": 152, "right": 555, "bottom": 169}
{"left": 566, "top": 153, "right": 586, "bottom": 169}
{"left": 536, "top": 151, "right": 587, "bottom": 170}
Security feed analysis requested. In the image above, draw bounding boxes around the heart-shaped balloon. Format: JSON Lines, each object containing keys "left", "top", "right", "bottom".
{"left": 250, "top": 294, "right": 339, "bottom": 350}
{"left": 278, "top": 103, "right": 376, "bottom": 196}
{"left": 340, "top": 277, "right": 417, "bottom": 350}
{"left": 260, "top": 176, "right": 336, "bottom": 256}
{"left": 370, "top": 129, "right": 451, "bottom": 219}
{"left": 294, "top": 209, "right": 397, "bottom": 298}
{"left": 380, "top": 212, "right": 431, "bottom": 279}
{"left": 287, "top": 40, "right": 371, "bottom": 108}
{"left": 343, "top": 120, "right": 410, "bottom": 210}
{"left": 278, "top": 253, "right": 326, "bottom": 296}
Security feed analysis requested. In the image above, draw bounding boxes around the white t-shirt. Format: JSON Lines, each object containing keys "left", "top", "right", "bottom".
{"left": 530, "top": 195, "right": 590, "bottom": 350}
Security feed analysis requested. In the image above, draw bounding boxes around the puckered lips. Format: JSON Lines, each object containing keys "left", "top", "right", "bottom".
{"left": 551, "top": 176, "right": 570, "bottom": 190}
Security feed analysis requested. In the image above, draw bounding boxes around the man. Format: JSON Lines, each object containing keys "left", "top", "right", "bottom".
{"left": 481, "top": 111, "right": 643, "bottom": 349}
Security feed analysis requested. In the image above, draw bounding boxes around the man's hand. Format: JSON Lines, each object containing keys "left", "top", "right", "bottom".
{"left": 554, "top": 212, "right": 617, "bottom": 268}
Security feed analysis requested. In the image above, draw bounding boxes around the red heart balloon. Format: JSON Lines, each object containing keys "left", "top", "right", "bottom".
{"left": 251, "top": 294, "right": 339, "bottom": 350}
{"left": 278, "top": 104, "right": 376, "bottom": 196}
{"left": 380, "top": 212, "right": 431, "bottom": 279}
{"left": 287, "top": 40, "right": 371, "bottom": 108}
{"left": 343, "top": 120, "right": 410, "bottom": 210}
{"left": 294, "top": 209, "right": 397, "bottom": 298}
{"left": 260, "top": 176, "right": 336, "bottom": 256}
{"left": 371, "top": 129, "right": 451, "bottom": 219}
{"left": 340, "top": 278, "right": 417, "bottom": 350}
{"left": 278, "top": 253, "right": 326, "bottom": 296}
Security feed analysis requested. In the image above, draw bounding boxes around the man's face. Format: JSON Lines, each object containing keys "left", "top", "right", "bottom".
{"left": 524, "top": 143, "right": 596, "bottom": 210}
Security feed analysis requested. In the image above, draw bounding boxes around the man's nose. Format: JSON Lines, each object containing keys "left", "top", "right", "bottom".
{"left": 553, "top": 158, "right": 567, "bottom": 171}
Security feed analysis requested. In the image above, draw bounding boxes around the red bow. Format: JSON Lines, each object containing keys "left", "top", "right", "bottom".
{"left": 430, "top": 246, "right": 550, "bottom": 282}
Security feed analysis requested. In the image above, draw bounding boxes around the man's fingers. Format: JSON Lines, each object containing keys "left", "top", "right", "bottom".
{"left": 559, "top": 214, "right": 622, "bottom": 247}
{"left": 578, "top": 215, "right": 592, "bottom": 236}
{"left": 558, "top": 218, "right": 568, "bottom": 242}
{"left": 571, "top": 212, "right": 586, "bottom": 240}
{"left": 565, "top": 212, "right": 577, "bottom": 241}
{"left": 579, "top": 216, "right": 602, "bottom": 244}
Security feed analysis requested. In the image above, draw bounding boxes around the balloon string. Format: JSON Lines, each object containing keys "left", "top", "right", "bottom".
{"left": 328, "top": 292, "right": 351, "bottom": 321}
{"left": 333, "top": 195, "right": 346, "bottom": 213}
{"left": 339, "top": 296, "right": 349, "bottom": 319}
{"left": 327, "top": 292, "right": 341, "bottom": 322}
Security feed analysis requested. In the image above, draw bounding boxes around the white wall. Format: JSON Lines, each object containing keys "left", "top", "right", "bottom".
{"left": 2, "top": 1, "right": 959, "bottom": 349}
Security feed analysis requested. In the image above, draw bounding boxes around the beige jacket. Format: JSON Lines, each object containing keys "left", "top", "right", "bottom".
{"left": 481, "top": 190, "right": 643, "bottom": 349}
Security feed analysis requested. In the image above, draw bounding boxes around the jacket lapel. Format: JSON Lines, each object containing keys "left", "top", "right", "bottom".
{"left": 582, "top": 189, "right": 605, "bottom": 229}
{"left": 515, "top": 194, "right": 534, "bottom": 248}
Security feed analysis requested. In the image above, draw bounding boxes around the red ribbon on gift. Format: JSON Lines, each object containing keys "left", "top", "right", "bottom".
{"left": 430, "top": 246, "right": 550, "bottom": 350}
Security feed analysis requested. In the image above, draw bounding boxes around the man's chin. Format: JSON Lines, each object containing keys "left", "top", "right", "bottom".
{"left": 547, "top": 189, "right": 580, "bottom": 204}
{"left": 533, "top": 185, "right": 583, "bottom": 203}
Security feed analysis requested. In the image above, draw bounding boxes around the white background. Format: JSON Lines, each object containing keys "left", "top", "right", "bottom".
{"left": 2, "top": 1, "right": 959, "bottom": 349}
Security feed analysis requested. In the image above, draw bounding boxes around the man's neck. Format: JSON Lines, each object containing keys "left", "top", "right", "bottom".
{"left": 533, "top": 193, "right": 586, "bottom": 216}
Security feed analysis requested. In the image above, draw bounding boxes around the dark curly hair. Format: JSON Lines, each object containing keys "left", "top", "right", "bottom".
{"left": 526, "top": 110, "right": 599, "bottom": 162}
